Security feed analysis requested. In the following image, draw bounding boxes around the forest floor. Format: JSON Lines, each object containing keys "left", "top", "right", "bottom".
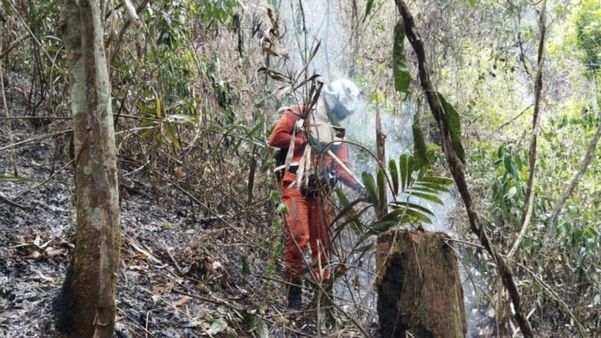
{"left": 0, "top": 151, "right": 379, "bottom": 338}
{"left": 0, "top": 73, "right": 374, "bottom": 337}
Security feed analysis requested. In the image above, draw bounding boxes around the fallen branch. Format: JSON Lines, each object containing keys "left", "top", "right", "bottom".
{"left": 0, "top": 33, "right": 29, "bottom": 59}
{"left": 393, "top": 1, "right": 534, "bottom": 336}
{"left": 172, "top": 289, "right": 242, "bottom": 311}
{"left": 0, "top": 192, "right": 29, "bottom": 210}
{"left": 0, "top": 129, "right": 72, "bottom": 151}
{"left": 16, "top": 158, "right": 74, "bottom": 198}
{"left": 125, "top": 235, "right": 163, "bottom": 265}
{"left": 116, "top": 308, "right": 157, "bottom": 338}
{"left": 164, "top": 246, "right": 184, "bottom": 274}
{"left": 0, "top": 116, "right": 73, "bottom": 120}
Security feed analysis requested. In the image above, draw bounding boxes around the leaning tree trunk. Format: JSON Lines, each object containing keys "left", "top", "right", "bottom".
{"left": 55, "top": 1, "right": 121, "bottom": 337}
{"left": 376, "top": 230, "right": 466, "bottom": 338}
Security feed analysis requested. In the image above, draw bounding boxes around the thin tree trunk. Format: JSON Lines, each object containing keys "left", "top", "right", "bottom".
{"left": 0, "top": 18, "right": 18, "bottom": 176}
{"left": 393, "top": 1, "right": 534, "bottom": 337}
{"left": 508, "top": 0, "right": 547, "bottom": 259}
{"left": 55, "top": 0, "right": 121, "bottom": 337}
{"left": 375, "top": 102, "right": 387, "bottom": 219}
{"left": 247, "top": 153, "right": 257, "bottom": 204}
{"left": 547, "top": 74, "right": 601, "bottom": 227}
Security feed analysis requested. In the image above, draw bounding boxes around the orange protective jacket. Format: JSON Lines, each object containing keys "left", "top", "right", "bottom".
{"left": 268, "top": 106, "right": 361, "bottom": 191}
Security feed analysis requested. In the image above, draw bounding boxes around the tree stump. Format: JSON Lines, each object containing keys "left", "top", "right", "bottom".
{"left": 376, "top": 230, "right": 466, "bottom": 338}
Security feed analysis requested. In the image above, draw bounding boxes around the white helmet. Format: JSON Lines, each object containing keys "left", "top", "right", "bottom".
{"left": 322, "top": 79, "right": 361, "bottom": 123}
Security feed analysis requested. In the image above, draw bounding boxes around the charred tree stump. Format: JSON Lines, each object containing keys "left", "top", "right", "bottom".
{"left": 376, "top": 230, "right": 466, "bottom": 338}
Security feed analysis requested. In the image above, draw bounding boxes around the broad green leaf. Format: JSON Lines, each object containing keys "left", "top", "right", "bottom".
{"left": 503, "top": 154, "right": 520, "bottom": 180}
{"left": 412, "top": 183, "right": 449, "bottom": 193}
{"left": 410, "top": 191, "right": 444, "bottom": 205}
{"left": 399, "top": 154, "right": 410, "bottom": 191}
{"left": 411, "top": 185, "right": 439, "bottom": 194}
{"left": 515, "top": 154, "right": 524, "bottom": 170}
{"left": 382, "top": 208, "right": 407, "bottom": 223}
{"left": 582, "top": 226, "right": 597, "bottom": 239}
{"left": 393, "top": 21, "right": 411, "bottom": 95}
{"left": 391, "top": 201, "right": 435, "bottom": 216}
{"left": 367, "top": 220, "right": 398, "bottom": 236}
{"left": 412, "top": 109, "right": 428, "bottom": 169}
{"left": 389, "top": 159, "right": 399, "bottom": 196}
{"left": 404, "top": 208, "right": 432, "bottom": 224}
{"left": 437, "top": 93, "right": 465, "bottom": 163}
{"left": 362, "top": 171, "right": 379, "bottom": 207}
{"left": 417, "top": 176, "right": 454, "bottom": 186}
{"left": 332, "top": 209, "right": 368, "bottom": 239}
{"left": 336, "top": 187, "right": 351, "bottom": 208}
{"left": 138, "top": 102, "right": 156, "bottom": 116}
{"left": 495, "top": 146, "right": 504, "bottom": 164}
{"left": 0, "top": 175, "right": 37, "bottom": 184}
{"left": 466, "top": 0, "right": 476, "bottom": 7}
{"left": 386, "top": 205, "right": 432, "bottom": 224}
{"left": 353, "top": 244, "right": 374, "bottom": 254}
{"left": 269, "top": 190, "right": 281, "bottom": 204}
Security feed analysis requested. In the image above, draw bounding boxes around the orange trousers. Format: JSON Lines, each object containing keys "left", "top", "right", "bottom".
{"left": 280, "top": 172, "right": 333, "bottom": 283}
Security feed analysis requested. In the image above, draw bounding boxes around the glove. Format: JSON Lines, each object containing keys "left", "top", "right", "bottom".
{"left": 293, "top": 132, "right": 307, "bottom": 147}
{"left": 307, "top": 133, "right": 326, "bottom": 152}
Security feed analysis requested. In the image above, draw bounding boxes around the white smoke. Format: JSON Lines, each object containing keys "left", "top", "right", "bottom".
{"left": 277, "top": 0, "right": 350, "bottom": 82}
{"left": 275, "top": 0, "right": 478, "bottom": 332}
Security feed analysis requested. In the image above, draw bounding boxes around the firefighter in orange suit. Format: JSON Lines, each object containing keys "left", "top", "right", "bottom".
{"left": 268, "top": 79, "right": 364, "bottom": 310}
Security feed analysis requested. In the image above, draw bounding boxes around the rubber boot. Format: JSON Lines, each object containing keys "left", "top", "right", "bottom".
{"left": 287, "top": 285, "right": 302, "bottom": 311}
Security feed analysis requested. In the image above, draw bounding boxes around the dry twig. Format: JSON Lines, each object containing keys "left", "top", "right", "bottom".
{"left": 0, "top": 192, "right": 29, "bottom": 210}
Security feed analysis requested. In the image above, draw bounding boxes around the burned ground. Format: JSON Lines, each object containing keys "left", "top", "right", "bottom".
{"left": 0, "top": 72, "right": 371, "bottom": 338}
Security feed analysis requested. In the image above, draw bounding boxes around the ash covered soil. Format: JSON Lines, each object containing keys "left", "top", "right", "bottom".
{"left": 0, "top": 74, "right": 345, "bottom": 338}
{"left": 0, "top": 137, "right": 279, "bottom": 337}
